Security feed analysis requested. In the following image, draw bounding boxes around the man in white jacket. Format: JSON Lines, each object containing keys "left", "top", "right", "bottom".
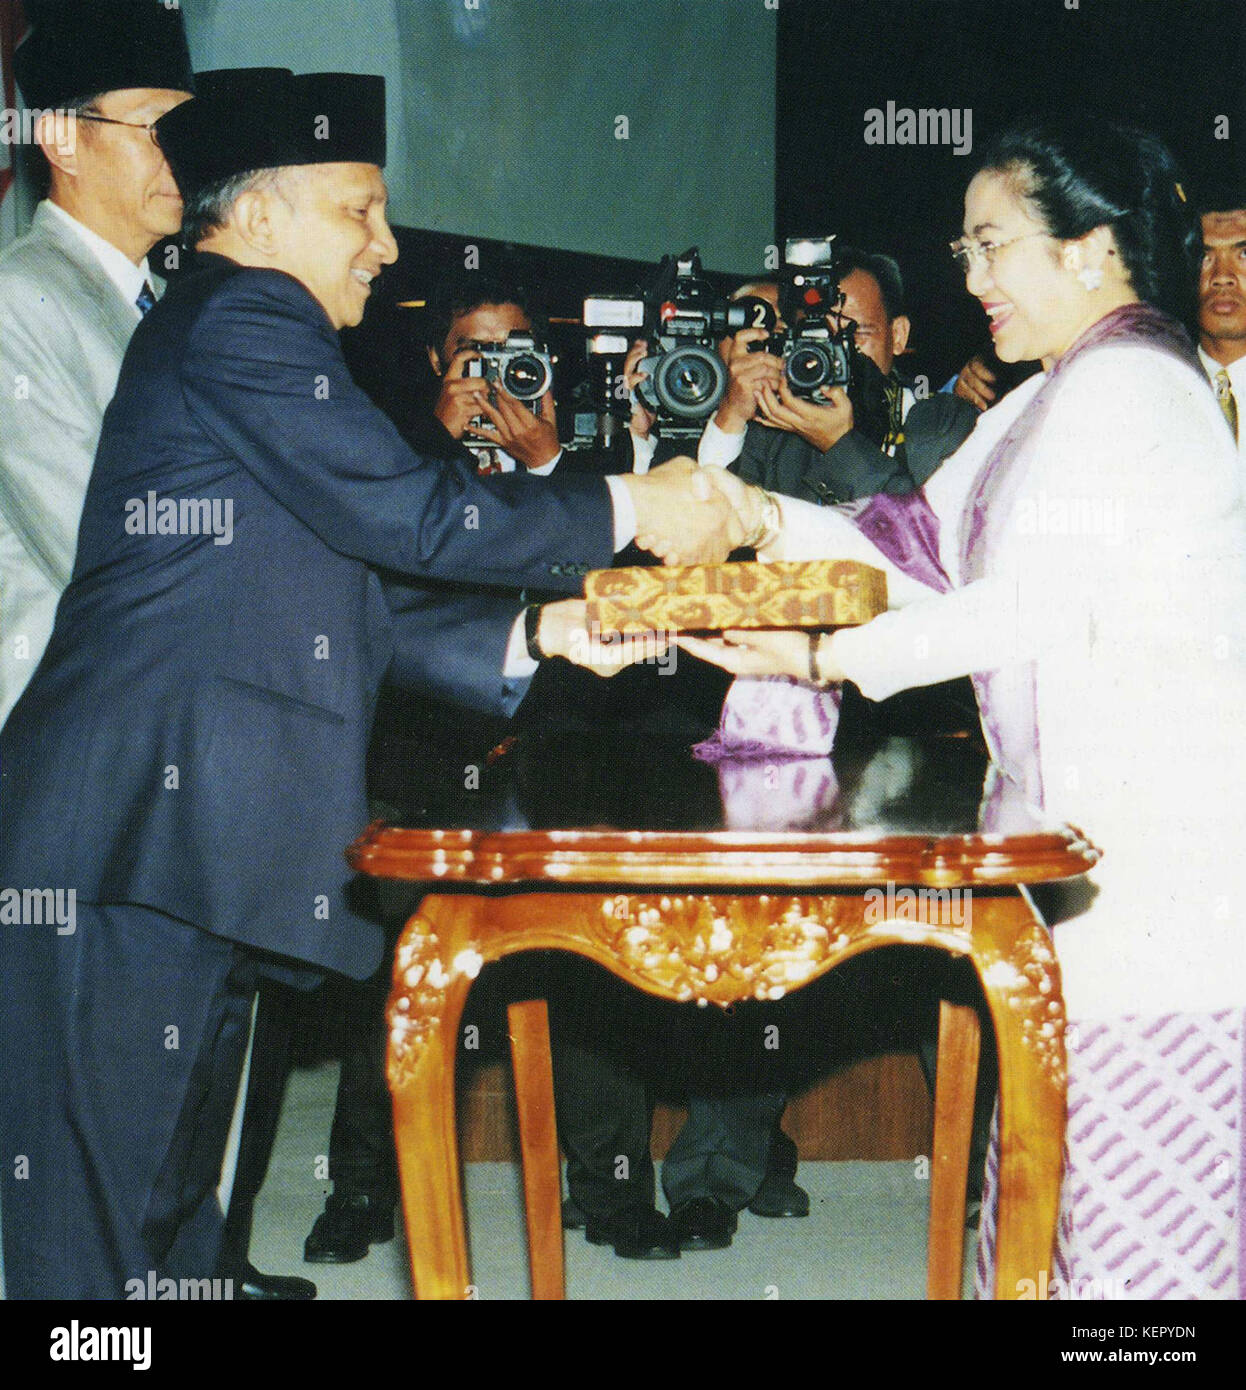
{"left": 0, "top": 0, "right": 191, "bottom": 727}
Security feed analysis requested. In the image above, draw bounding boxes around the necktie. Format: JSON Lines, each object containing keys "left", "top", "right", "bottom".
{"left": 1214, "top": 368, "right": 1239, "bottom": 444}
{"left": 135, "top": 281, "right": 156, "bottom": 317}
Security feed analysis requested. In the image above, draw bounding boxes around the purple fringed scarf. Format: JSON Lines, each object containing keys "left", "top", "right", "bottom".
{"left": 843, "top": 304, "right": 1203, "bottom": 809}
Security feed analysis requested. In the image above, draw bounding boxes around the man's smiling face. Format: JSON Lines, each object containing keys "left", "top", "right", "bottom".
{"left": 267, "top": 163, "right": 399, "bottom": 330}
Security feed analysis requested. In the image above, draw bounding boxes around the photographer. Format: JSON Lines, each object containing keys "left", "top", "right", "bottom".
{"left": 424, "top": 272, "right": 563, "bottom": 473}
{"left": 700, "top": 249, "right": 978, "bottom": 506}
{"left": 627, "top": 280, "right": 785, "bottom": 475}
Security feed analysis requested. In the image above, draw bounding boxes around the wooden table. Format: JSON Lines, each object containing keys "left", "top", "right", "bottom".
{"left": 348, "top": 729, "right": 1097, "bottom": 1301}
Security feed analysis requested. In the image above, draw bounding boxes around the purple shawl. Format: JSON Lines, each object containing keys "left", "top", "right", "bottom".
{"left": 846, "top": 303, "right": 1203, "bottom": 809}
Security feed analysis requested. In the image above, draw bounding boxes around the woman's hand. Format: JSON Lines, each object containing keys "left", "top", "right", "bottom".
{"left": 676, "top": 628, "right": 843, "bottom": 683}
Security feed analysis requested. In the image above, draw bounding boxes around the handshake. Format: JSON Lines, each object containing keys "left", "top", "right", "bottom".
{"left": 535, "top": 460, "right": 781, "bottom": 679}
{"left": 617, "top": 457, "right": 775, "bottom": 566}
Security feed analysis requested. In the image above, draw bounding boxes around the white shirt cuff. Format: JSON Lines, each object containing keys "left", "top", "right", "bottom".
{"left": 629, "top": 429, "right": 658, "bottom": 475}
{"left": 605, "top": 474, "right": 637, "bottom": 551}
{"left": 526, "top": 448, "right": 562, "bottom": 476}
{"left": 698, "top": 417, "right": 746, "bottom": 468}
{"left": 503, "top": 609, "right": 539, "bottom": 678}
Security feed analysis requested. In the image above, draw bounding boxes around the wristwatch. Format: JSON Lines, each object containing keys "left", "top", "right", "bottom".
{"left": 524, "top": 603, "right": 546, "bottom": 662}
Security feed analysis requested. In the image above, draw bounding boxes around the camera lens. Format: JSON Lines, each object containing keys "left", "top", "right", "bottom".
{"left": 653, "top": 346, "right": 728, "bottom": 418}
{"left": 502, "top": 353, "right": 552, "bottom": 401}
{"left": 786, "top": 342, "right": 833, "bottom": 391}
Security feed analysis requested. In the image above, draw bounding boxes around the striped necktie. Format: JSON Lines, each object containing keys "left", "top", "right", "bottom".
{"left": 1214, "top": 368, "right": 1239, "bottom": 444}
{"left": 135, "top": 281, "right": 157, "bottom": 317}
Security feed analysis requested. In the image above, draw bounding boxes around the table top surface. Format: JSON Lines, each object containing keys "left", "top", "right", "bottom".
{"left": 350, "top": 719, "right": 1099, "bottom": 889}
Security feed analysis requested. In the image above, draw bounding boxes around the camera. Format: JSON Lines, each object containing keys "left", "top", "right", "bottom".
{"left": 583, "top": 249, "right": 772, "bottom": 439}
{"left": 772, "top": 235, "right": 892, "bottom": 444}
{"left": 463, "top": 332, "right": 553, "bottom": 405}
{"left": 775, "top": 325, "right": 853, "bottom": 396}
{"left": 772, "top": 235, "right": 854, "bottom": 401}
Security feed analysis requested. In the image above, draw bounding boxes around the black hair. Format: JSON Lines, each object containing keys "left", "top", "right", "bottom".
{"left": 1197, "top": 178, "right": 1246, "bottom": 218}
{"left": 972, "top": 121, "right": 1202, "bottom": 326}
{"left": 179, "top": 167, "right": 287, "bottom": 249}
{"left": 832, "top": 246, "right": 907, "bottom": 320}
{"left": 424, "top": 271, "right": 545, "bottom": 357}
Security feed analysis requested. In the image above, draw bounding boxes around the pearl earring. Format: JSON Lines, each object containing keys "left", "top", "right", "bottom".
{"left": 1077, "top": 266, "right": 1104, "bottom": 292}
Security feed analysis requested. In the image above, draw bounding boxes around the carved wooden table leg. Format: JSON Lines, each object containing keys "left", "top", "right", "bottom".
{"left": 507, "top": 998, "right": 564, "bottom": 1300}
{"left": 926, "top": 999, "right": 980, "bottom": 1299}
{"left": 970, "top": 893, "right": 1067, "bottom": 1300}
{"left": 387, "top": 896, "right": 481, "bottom": 1300}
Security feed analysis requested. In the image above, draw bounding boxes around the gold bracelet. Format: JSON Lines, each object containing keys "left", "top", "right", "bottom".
{"left": 743, "top": 489, "right": 782, "bottom": 551}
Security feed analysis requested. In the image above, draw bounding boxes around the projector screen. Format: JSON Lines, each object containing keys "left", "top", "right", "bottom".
{"left": 182, "top": 0, "right": 776, "bottom": 274}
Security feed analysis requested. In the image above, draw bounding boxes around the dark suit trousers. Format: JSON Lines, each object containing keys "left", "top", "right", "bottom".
{"left": 322, "top": 959, "right": 400, "bottom": 1203}
{"left": 0, "top": 902, "right": 255, "bottom": 1299}
{"left": 217, "top": 980, "right": 306, "bottom": 1280}
{"left": 548, "top": 960, "right": 788, "bottom": 1218}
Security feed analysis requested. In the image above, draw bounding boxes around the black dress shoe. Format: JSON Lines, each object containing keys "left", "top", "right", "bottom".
{"left": 561, "top": 1197, "right": 586, "bottom": 1231}
{"left": 303, "top": 1193, "right": 395, "bottom": 1264}
{"left": 747, "top": 1121, "right": 808, "bottom": 1217}
{"left": 238, "top": 1263, "right": 317, "bottom": 1300}
{"left": 746, "top": 1174, "right": 810, "bottom": 1218}
{"left": 668, "top": 1197, "right": 737, "bottom": 1251}
{"left": 585, "top": 1206, "right": 680, "bottom": 1260}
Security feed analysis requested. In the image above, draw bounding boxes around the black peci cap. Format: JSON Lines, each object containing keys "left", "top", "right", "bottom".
{"left": 154, "top": 68, "right": 387, "bottom": 205}
{"left": 14, "top": 0, "right": 195, "bottom": 111}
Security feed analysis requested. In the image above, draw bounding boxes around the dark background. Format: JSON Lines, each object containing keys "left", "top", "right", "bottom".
{"left": 346, "top": 0, "right": 1246, "bottom": 414}
{"left": 777, "top": 0, "right": 1246, "bottom": 379}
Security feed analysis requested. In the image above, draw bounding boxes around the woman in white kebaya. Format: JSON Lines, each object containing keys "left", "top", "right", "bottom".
{"left": 684, "top": 122, "right": 1246, "bottom": 1299}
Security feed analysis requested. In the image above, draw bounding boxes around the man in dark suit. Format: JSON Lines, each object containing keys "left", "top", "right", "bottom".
{"left": 699, "top": 250, "right": 978, "bottom": 504}
{"left": 0, "top": 66, "right": 739, "bottom": 1299}
{"left": 304, "top": 269, "right": 573, "bottom": 1264}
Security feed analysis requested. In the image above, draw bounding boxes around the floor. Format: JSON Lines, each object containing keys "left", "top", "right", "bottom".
{"left": 247, "top": 1060, "right": 979, "bottom": 1300}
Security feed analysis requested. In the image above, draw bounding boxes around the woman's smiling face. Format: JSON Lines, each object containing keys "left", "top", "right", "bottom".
{"left": 961, "top": 168, "right": 1094, "bottom": 365}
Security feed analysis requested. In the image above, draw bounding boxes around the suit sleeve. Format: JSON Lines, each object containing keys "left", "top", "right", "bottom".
{"left": 179, "top": 272, "right": 614, "bottom": 594}
{"left": 902, "top": 395, "right": 979, "bottom": 489}
{"left": 0, "top": 284, "right": 104, "bottom": 589}
{"left": 730, "top": 422, "right": 909, "bottom": 504}
{"left": 808, "top": 429, "right": 915, "bottom": 500}
{"left": 380, "top": 576, "right": 531, "bottom": 718}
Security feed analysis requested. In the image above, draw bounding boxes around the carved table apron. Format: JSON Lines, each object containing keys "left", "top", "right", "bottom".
{"left": 347, "top": 821, "right": 1098, "bottom": 1300}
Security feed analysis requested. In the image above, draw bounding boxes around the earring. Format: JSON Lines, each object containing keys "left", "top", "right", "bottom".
{"left": 1077, "top": 266, "right": 1104, "bottom": 292}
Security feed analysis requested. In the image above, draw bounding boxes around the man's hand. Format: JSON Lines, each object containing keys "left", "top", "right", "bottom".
{"left": 623, "top": 338, "right": 657, "bottom": 440}
{"left": 468, "top": 386, "right": 561, "bottom": 469}
{"left": 713, "top": 328, "right": 784, "bottom": 434}
{"left": 622, "top": 457, "right": 746, "bottom": 564}
{"left": 953, "top": 353, "right": 997, "bottom": 411}
{"left": 433, "top": 347, "right": 492, "bottom": 439}
{"left": 699, "top": 465, "right": 770, "bottom": 548}
{"left": 756, "top": 377, "right": 854, "bottom": 452}
{"left": 537, "top": 598, "right": 671, "bottom": 678}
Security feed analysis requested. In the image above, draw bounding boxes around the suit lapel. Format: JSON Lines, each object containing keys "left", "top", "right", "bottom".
{"left": 30, "top": 203, "right": 142, "bottom": 349}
